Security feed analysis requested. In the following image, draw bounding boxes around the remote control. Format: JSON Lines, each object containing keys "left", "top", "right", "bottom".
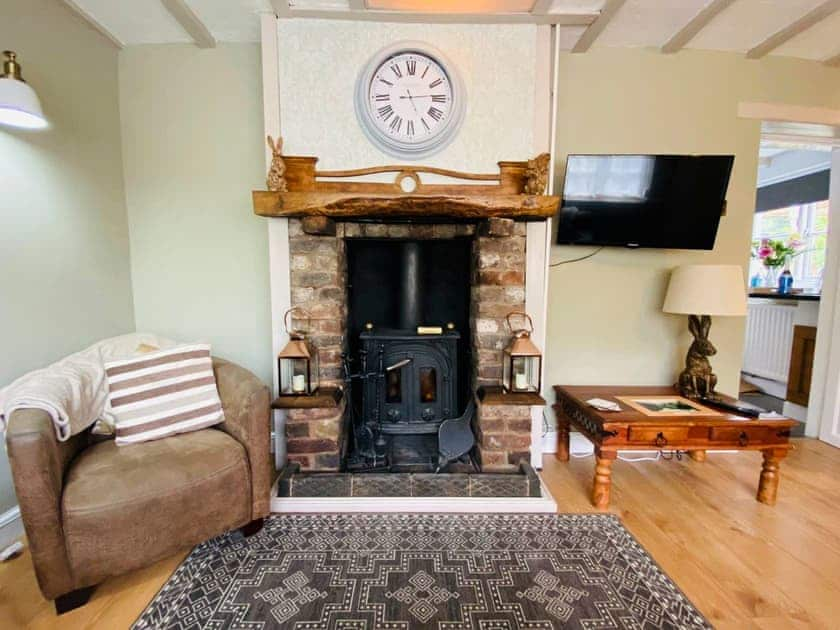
{"left": 698, "top": 396, "right": 765, "bottom": 418}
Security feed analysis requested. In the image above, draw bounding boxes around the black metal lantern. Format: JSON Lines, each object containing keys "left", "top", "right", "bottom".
{"left": 277, "top": 307, "right": 319, "bottom": 396}
{"left": 502, "top": 311, "right": 542, "bottom": 394}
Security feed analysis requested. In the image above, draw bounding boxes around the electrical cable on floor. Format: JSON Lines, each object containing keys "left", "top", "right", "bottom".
{"left": 549, "top": 246, "right": 605, "bottom": 267}
{"left": 617, "top": 452, "right": 662, "bottom": 463}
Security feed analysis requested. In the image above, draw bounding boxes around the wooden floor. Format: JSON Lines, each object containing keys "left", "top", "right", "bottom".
{"left": 1, "top": 438, "right": 838, "bottom": 629}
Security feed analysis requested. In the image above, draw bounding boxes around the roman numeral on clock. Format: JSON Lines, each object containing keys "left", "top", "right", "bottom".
{"left": 379, "top": 78, "right": 394, "bottom": 87}
{"left": 421, "top": 64, "right": 430, "bottom": 78}
{"left": 428, "top": 107, "right": 443, "bottom": 122}
{"left": 406, "top": 60, "right": 416, "bottom": 75}
{"left": 407, "top": 120, "right": 414, "bottom": 137}
{"left": 378, "top": 104, "right": 393, "bottom": 120}
{"left": 421, "top": 118, "right": 430, "bottom": 131}
{"left": 389, "top": 115, "right": 403, "bottom": 133}
{"left": 429, "top": 78, "right": 442, "bottom": 88}
{"left": 375, "top": 94, "right": 390, "bottom": 102}
{"left": 431, "top": 94, "right": 446, "bottom": 103}
{"left": 390, "top": 64, "right": 402, "bottom": 78}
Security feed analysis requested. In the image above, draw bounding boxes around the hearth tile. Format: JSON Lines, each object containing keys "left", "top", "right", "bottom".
{"left": 469, "top": 474, "right": 529, "bottom": 497}
{"left": 276, "top": 462, "right": 301, "bottom": 497}
{"left": 291, "top": 473, "right": 351, "bottom": 497}
{"left": 520, "top": 461, "right": 543, "bottom": 497}
{"left": 412, "top": 474, "right": 470, "bottom": 497}
{"left": 352, "top": 474, "right": 410, "bottom": 497}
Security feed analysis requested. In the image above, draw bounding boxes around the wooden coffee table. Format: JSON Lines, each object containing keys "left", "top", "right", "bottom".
{"left": 553, "top": 385, "right": 797, "bottom": 509}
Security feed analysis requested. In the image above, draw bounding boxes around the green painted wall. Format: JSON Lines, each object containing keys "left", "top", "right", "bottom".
{"left": 0, "top": 0, "right": 135, "bottom": 512}
{"left": 118, "top": 45, "right": 272, "bottom": 384}
{"left": 547, "top": 49, "right": 840, "bottom": 412}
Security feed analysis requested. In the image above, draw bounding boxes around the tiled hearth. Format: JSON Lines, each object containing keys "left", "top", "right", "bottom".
{"left": 284, "top": 217, "right": 533, "bottom": 473}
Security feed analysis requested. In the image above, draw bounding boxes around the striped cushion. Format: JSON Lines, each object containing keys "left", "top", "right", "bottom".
{"left": 104, "top": 343, "right": 224, "bottom": 445}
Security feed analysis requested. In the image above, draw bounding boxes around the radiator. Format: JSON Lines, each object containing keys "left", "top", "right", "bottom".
{"left": 742, "top": 302, "right": 796, "bottom": 383}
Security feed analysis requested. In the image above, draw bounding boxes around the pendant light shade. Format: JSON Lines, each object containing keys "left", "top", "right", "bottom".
{"left": 0, "top": 51, "right": 47, "bottom": 130}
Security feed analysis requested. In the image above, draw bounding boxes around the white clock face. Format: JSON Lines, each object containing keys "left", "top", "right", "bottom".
{"left": 355, "top": 43, "right": 465, "bottom": 159}
{"left": 367, "top": 52, "right": 453, "bottom": 144}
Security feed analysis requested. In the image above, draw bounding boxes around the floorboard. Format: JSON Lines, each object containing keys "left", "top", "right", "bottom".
{"left": 0, "top": 438, "right": 837, "bottom": 628}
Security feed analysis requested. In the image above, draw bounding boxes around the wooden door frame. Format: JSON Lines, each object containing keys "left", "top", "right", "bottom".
{"left": 816, "top": 150, "right": 840, "bottom": 446}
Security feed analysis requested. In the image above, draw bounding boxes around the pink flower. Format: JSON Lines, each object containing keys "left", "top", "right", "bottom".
{"left": 758, "top": 246, "right": 773, "bottom": 258}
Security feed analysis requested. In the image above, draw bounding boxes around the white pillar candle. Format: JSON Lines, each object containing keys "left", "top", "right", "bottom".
{"left": 292, "top": 374, "right": 306, "bottom": 393}
{"left": 514, "top": 372, "right": 527, "bottom": 390}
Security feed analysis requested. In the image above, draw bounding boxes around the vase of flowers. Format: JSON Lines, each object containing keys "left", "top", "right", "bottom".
{"left": 751, "top": 237, "right": 804, "bottom": 288}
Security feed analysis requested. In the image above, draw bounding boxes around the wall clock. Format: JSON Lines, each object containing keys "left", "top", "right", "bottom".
{"left": 355, "top": 41, "right": 466, "bottom": 160}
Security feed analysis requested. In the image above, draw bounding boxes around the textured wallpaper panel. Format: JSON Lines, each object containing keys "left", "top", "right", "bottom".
{"left": 276, "top": 20, "right": 538, "bottom": 173}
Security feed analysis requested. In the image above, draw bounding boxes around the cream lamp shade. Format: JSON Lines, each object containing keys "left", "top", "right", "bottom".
{"left": 0, "top": 51, "right": 47, "bottom": 130}
{"left": 663, "top": 264, "right": 747, "bottom": 317}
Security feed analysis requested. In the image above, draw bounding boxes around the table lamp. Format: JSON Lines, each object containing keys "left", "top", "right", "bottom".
{"left": 663, "top": 264, "right": 747, "bottom": 399}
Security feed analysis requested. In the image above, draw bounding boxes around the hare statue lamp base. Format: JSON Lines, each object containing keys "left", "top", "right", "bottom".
{"left": 677, "top": 314, "right": 719, "bottom": 399}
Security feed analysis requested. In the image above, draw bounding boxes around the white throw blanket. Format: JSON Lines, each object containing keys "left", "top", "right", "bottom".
{"left": 0, "top": 333, "right": 178, "bottom": 442}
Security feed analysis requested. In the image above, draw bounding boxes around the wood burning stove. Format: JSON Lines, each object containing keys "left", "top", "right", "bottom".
{"left": 360, "top": 328, "right": 459, "bottom": 435}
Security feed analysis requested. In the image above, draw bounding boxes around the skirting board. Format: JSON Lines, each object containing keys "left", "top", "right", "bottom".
{"left": 270, "top": 476, "right": 558, "bottom": 514}
{"left": 0, "top": 506, "right": 24, "bottom": 550}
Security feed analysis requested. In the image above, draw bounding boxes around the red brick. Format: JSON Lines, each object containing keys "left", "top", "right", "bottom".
{"left": 286, "top": 438, "right": 339, "bottom": 454}
{"left": 484, "top": 433, "right": 531, "bottom": 451}
{"left": 478, "top": 270, "right": 525, "bottom": 286}
{"left": 285, "top": 422, "right": 309, "bottom": 438}
{"left": 506, "top": 418, "right": 532, "bottom": 434}
{"left": 287, "top": 454, "right": 311, "bottom": 468}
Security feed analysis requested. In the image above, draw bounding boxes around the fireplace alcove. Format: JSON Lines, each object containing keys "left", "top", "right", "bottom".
{"left": 345, "top": 238, "right": 473, "bottom": 471}
{"left": 260, "top": 155, "right": 559, "bottom": 504}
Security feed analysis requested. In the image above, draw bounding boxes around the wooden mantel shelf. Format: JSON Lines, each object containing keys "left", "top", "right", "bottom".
{"left": 253, "top": 155, "right": 559, "bottom": 221}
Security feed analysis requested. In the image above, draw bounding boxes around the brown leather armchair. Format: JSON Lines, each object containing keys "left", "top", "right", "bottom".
{"left": 6, "top": 357, "right": 272, "bottom": 614}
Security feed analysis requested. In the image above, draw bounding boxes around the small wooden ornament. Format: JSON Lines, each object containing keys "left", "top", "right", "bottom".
{"left": 266, "top": 135, "right": 287, "bottom": 192}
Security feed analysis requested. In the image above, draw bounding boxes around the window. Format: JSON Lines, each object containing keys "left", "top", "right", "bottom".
{"left": 750, "top": 200, "right": 829, "bottom": 291}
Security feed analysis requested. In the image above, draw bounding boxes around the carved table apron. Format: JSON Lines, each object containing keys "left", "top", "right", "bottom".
{"left": 553, "top": 385, "right": 796, "bottom": 509}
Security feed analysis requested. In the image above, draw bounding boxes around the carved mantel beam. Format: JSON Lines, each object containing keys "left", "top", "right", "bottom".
{"left": 253, "top": 153, "right": 559, "bottom": 221}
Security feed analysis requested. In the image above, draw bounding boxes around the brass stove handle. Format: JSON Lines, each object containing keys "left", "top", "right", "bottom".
{"left": 739, "top": 431, "right": 749, "bottom": 447}
{"left": 655, "top": 432, "right": 667, "bottom": 448}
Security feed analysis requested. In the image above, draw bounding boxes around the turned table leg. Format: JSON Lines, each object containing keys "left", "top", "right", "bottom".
{"left": 556, "top": 416, "right": 570, "bottom": 462}
{"left": 688, "top": 450, "right": 707, "bottom": 463}
{"left": 757, "top": 449, "right": 786, "bottom": 505}
{"left": 592, "top": 452, "right": 615, "bottom": 509}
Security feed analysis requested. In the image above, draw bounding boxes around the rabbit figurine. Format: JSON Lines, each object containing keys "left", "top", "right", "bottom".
{"left": 266, "top": 135, "right": 287, "bottom": 192}
{"left": 677, "top": 314, "right": 718, "bottom": 398}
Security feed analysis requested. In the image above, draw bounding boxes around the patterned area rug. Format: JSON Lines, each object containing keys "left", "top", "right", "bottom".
{"left": 134, "top": 514, "right": 709, "bottom": 629}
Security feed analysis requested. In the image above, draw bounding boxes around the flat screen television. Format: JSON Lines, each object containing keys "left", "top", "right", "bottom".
{"left": 556, "top": 154, "right": 734, "bottom": 250}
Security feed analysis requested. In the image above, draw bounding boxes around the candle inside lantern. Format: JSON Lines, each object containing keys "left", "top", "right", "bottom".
{"left": 292, "top": 374, "right": 306, "bottom": 393}
{"left": 514, "top": 372, "right": 527, "bottom": 390}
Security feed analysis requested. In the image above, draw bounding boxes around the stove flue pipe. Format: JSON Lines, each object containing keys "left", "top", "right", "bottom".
{"left": 399, "top": 242, "right": 423, "bottom": 330}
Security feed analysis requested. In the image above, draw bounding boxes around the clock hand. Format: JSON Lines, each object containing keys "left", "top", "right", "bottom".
{"left": 405, "top": 89, "right": 419, "bottom": 114}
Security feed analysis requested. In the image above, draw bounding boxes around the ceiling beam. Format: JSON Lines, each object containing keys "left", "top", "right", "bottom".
{"left": 746, "top": 0, "right": 840, "bottom": 59}
{"left": 274, "top": 8, "right": 596, "bottom": 26}
{"left": 661, "top": 0, "right": 736, "bottom": 54}
{"left": 161, "top": 0, "right": 216, "bottom": 48}
{"left": 572, "top": 0, "right": 627, "bottom": 53}
{"left": 531, "top": 0, "right": 554, "bottom": 15}
{"left": 348, "top": 0, "right": 367, "bottom": 9}
{"left": 61, "top": 0, "right": 124, "bottom": 48}
{"left": 270, "top": 1, "right": 291, "bottom": 17}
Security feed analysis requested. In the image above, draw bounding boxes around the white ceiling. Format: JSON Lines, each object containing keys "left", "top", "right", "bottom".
{"left": 64, "top": 0, "right": 840, "bottom": 63}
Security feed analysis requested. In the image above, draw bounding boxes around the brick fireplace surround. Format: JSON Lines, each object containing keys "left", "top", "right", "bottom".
{"left": 285, "top": 217, "right": 533, "bottom": 472}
